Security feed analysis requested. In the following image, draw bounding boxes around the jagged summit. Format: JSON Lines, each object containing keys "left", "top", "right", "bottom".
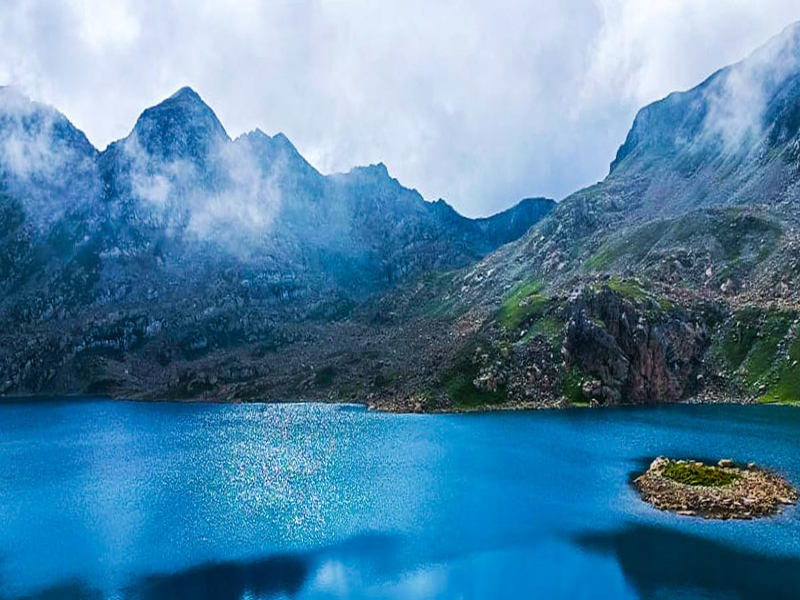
{"left": 169, "top": 86, "right": 203, "bottom": 101}
{"left": 0, "top": 86, "right": 94, "bottom": 148}
{"left": 236, "top": 128, "right": 320, "bottom": 182}
{"left": 129, "top": 86, "right": 229, "bottom": 160}
{"left": 0, "top": 80, "right": 553, "bottom": 304}
{"left": 239, "top": 129, "right": 296, "bottom": 148}
{"left": 336, "top": 162, "right": 390, "bottom": 177}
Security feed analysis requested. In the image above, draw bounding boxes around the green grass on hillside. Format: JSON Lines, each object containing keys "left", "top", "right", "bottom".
{"left": 716, "top": 308, "right": 800, "bottom": 403}
{"left": 720, "top": 308, "right": 762, "bottom": 370}
{"left": 662, "top": 462, "right": 740, "bottom": 487}
{"left": 532, "top": 316, "right": 565, "bottom": 346}
{"left": 443, "top": 339, "right": 507, "bottom": 408}
{"left": 562, "top": 366, "right": 588, "bottom": 404}
{"left": 585, "top": 222, "right": 663, "bottom": 272}
{"left": 743, "top": 313, "right": 793, "bottom": 388}
{"left": 605, "top": 276, "right": 649, "bottom": 302}
{"left": 760, "top": 333, "right": 800, "bottom": 404}
{"left": 584, "top": 211, "right": 781, "bottom": 281}
{"left": 499, "top": 280, "right": 549, "bottom": 331}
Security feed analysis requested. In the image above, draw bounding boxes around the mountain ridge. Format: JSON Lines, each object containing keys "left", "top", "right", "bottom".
{"left": 0, "top": 84, "right": 555, "bottom": 400}
{"left": 2, "top": 22, "right": 800, "bottom": 409}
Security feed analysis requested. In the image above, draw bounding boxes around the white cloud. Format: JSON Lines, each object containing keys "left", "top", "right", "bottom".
{"left": 68, "top": 0, "right": 140, "bottom": 51}
{"left": 185, "top": 139, "right": 284, "bottom": 246}
{"left": 0, "top": 0, "right": 799, "bottom": 216}
{"left": 120, "top": 129, "right": 284, "bottom": 253}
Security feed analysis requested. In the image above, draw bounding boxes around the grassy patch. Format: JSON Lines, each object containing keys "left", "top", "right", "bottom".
{"left": 372, "top": 371, "right": 400, "bottom": 389}
{"left": 532, "top": 316, "right": 564, "bottom": 346}
{"left": 662, "top": 462, "right": 740, "bottom": 487}
{"left": 423, "top": 295, "right": 468, "bottom": 319}
{"left": 562, "top": 366, "right": 588, "bottom": 404}
{"left": 743, "top": 313, "right": 793, "bottom": 388}
{"left": 719, "top": 308, "right": 761, "bottom": 370}
{"left": 759, "top": 333, "right": 800, "bottom": 404}
{"left": 445, "top": 372, "right": 506, "bottom": 408}
{"left": 584, "top": 223, "right": 663, "bottom": 272}
{"left": 499, "top": 280, "right": 548, "bottom": 331}
{"left": 605, "top": 276, "right": 649, "bottom": 302}
{"left": 582, "top": 210, "right": 781, "bottom": 283}
{"left": 443, "top": 340, "right": 507, "bottom": 408}
{"left": 717, "top": 308, "right": 798, "bottom": 399}
{"left": 656, "top": 297, "right": 675, "bottom": 312}
{"left": 585, "top": 246, "right": 614, "bottom": 271}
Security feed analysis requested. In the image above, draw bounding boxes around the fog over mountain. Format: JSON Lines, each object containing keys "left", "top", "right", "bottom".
{"left": 2, "top": 0, "right": 800, "bottom": 216}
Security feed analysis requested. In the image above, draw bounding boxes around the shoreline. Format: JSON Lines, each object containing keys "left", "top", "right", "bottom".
{"left": 0, "top": 392, "right": 797, "bottom": 415}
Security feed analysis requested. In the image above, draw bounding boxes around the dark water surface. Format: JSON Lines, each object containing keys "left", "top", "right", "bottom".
{"left": 0, "top": 401, "right": 799, "bottom": 599}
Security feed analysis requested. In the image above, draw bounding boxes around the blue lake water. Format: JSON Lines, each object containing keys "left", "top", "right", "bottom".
{"left": 0, "top": 401, "right": 799, "bottom": 599}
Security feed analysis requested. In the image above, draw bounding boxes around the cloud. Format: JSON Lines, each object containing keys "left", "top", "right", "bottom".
{"left": 0, "top": 0, "right": 800, "bottom": 217}
{"left": 120, "top": 129, "right": 283, "bottom": 253}
{"left": 0, "top": 87, "right": 66, "bottom": 179}
{"left": 702, "top": 22, "right": 800, "bottom": 152}
{"left": 185, "top": 138, "right": 283, "bottom": 246}
{"left": 0, "top": 87, "right": 98, "bottom": 229}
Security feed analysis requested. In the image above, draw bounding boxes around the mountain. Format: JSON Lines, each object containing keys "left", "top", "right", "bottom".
{"left": 415, "top": 21, "right": 800, "bottom": 411}
{"left": 3, "top": 22, "right": 800, "bottom": 410}
{"left": 606, "top": 20, "right": 800, "bottom": 218}
{"left": 0, "top": 86, "right": 552, "bottom": 398}
{"left": 459, "top": 21, "right": 800, "bottom": 300}
{"left": 93, "top": 86, "right": 553, "bottom": 291}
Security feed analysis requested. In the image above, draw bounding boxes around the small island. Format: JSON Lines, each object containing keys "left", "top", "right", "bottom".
{"left": 635, "top": 457, "right": 798, "bottom": 520}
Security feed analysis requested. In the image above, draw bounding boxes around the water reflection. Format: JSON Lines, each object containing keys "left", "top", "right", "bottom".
{"left": 11, "top": 581, "right": 102, "bottom": 600}
{"left": 578, "top": 524, "right": 800, "bottom": 600}
{"left": 3, "top": 533, "right": 401, "bottom": 600}
{"left": 125, "top": 553, "right": 309, "bottom": 600}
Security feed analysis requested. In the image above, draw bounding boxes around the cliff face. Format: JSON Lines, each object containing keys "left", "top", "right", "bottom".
{"left": 564, "top": 286, "right": 710, "bottom": 404}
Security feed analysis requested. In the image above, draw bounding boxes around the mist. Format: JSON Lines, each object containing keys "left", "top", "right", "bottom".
{"left": 0, "top": 87, "right": 98, "bottom": 230}
{"left": 702, "top": 21, "right": 800, "bottom": 152}
{"left": 2, "top": 1, "right": 800, "bottom": 217}
{"left": 119, "top": 128, "right": 286, "bottom": 253}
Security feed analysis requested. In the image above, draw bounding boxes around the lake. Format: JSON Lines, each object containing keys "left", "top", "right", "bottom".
{"left": 0, "top": 401, "right": 798, "bottom": 599}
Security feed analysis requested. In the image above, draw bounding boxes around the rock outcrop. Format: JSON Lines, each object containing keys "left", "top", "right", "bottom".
{"left": 563, "top": 285, "right": 710, "bottom": 404}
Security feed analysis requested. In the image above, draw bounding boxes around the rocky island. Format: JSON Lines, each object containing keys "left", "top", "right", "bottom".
{"left": 635, "top": 457, "right": 798, "bottom": 520}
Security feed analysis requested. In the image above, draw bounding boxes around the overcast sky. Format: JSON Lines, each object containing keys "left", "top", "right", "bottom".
{"left": 1, "top": 0, "right": 799, "bottom": 217}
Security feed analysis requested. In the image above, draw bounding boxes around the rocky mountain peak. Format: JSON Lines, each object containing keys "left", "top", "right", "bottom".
{"left": 129, "top": 86, "right": 229, "bottom": 161}
{"left": 236, "top": 129, "right": 318, "bottom": 178}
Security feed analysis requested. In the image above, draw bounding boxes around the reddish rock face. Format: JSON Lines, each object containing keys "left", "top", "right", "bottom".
{"left": 564, "top": 286, "right": 709, "bottom": 404}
